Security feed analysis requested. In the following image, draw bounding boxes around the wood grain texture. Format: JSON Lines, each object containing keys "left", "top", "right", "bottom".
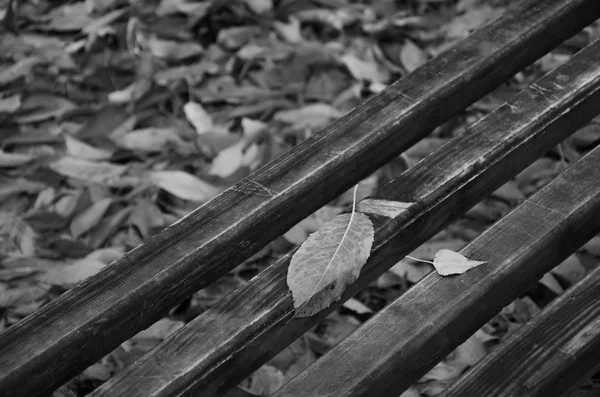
{"left": 275, "top": 138, "right": 600, "bottom": 397}
{"left": 441, "top": 263, "right": 600, "bottom": 397}
{"left": 1, "top": 2, "right": 598, "bottom": 396}
{"left": 89, "top": 37, "right": 600, "bottom": 397}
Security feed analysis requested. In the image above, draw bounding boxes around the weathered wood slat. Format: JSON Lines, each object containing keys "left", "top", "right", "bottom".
{"left": 89, "top": 37, "right": 600, "bottom": 397}
{"left": 441, "top": 262, "right": 600, "bottom": 397}
{"left": 274, "top": 129, "right": 600, "bottom": 394}
{"left": 3, "top": 1, "right": 597, "bottom": 396}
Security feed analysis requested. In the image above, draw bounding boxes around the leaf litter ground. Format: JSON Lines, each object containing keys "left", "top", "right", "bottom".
{"left": 1, "top": 0, "right": 600, "bottom": 395}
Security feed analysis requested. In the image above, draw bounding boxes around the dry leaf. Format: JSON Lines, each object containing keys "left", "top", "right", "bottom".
{"left": 184, "top": 101, "right": 213, "bottom": 135}
{"left": 342, "top": 298, "right": 372, "bottom": 314}
{"left": 274, "top": 104, "right": 342, "bottom": 130}
{"left": 240, "top": 365, "right": 285, "bottom": 395}
{"left": 551, "top": 254, "right": 586, "bottom": 285}
{"left": 147, "top": 36, "right": 203, "bottom": 61}
{"left": 0, "top": 57, "right": 41, "bottom": 86}
{"left": 0, "top": 94, "right": 21, "bottom": 113}
{"left": 134, "top": 319, "right": 184, "bottom": 340}
{"left": 241, "top": 117, "right": 267, "bottom": 136}
{"left": 64, "top": 135, "right": 113, "bottom": 160}
{"left": 209, "top": 141, "right": 246, "bottom": 178}
{"left": 70, "top": 198, "right": 113, "bottom": 238}
{"left": 539, "top": 272, "right": 564, "bottom": 294}
{"left": 400, "top": 40, "right": 428, "bottom": 73}
{"left": 341, "top": 53, "right": 389, "bottom": 84}
{"left": 492, "top": 180, "right": 525, "bottom": 203}
{"left": 49, "top": 157, "right": 126, "bottom": 185}
{"left": 115, "top": 127, "right": 190, "bottom": 154}
{"left": 83, "top": 361, "right": 113, "bottom": 382}
{"left": 149, "top": 170, "right": 221, "bottom": 202}
{"left": 156, "top": 0, "right": 210, "bottom": 17}
{"left": 273, "top": 17, "right": 302, "bottom": 44}
{"left": 15, "top": 94, "right": 76, "bottom": 124}
{"left": 432, "top": 249, "right": 486, "bottom": 276}
{"left": 245, "top": 0, "right": 272, "bottom": 14}
{"left": 40, "top": 258, "right": 106, "bottom": 286}
{"left": 0, "top": 150, "right": 34, "bottom": 167}
{"left": 287, "top": 210, "right": 374, "bottom": 317}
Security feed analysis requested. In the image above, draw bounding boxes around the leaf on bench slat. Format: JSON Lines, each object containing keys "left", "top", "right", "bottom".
{"left": 287, "top": 211, "right": 374, "bottom": 317}
{"left": 432, "top": 249, "right": 486, "bottom": 276}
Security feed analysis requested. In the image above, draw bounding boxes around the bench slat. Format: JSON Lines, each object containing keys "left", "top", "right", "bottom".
{"left": 3, "top": 1, "right": 597, "bottom": 396}
{"left": 89, "top": 37, "right": 600, "bottom": 397}
{"left": 441, "top": 261, "right": 600, "bottom": 397}
{"left": 274, "top": 114, "right": 600, "bottom": 395}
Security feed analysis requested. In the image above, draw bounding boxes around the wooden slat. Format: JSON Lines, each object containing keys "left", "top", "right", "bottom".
{"left": 441, "top": 261, "right": 600, "bottom": 397}
{"left": 0, "top": 0, "right": 600, "bottom": 397}
{"left": 3, "top": 2, "right": 597, "bottom": 397}
{"left": 274, "top": 127, "right": 600, "bottom": 395}
{"left": 89, "top": 38, "right": 600, "bottom": 397}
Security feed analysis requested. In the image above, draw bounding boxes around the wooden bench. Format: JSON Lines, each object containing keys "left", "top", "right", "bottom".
{"left": 2, "top": 0, "right": 600, "bottom": 396}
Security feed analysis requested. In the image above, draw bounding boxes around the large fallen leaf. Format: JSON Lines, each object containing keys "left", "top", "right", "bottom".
{"left": 147, "top": 36, "right": 203, "bottom": 61}
{"left": 0, "top": 57, "right": 40, "bottom": 86}
{"left": 15, "top": 94, "right": 76, "bottom": 124}
{"left": 115, "top": 127, "right": 190, "bottom": 154}
{"left": 287, "top": 210, "right": 374, "bottom": 317}
{"left": 432, "top": 249, "right": 486, "bottom": 276}
{"left": 49, "top": 157, "right": 126, "bottom": 185}
{"left": 209, "top": 141, "right": 245, "bottom": 178}
{"left": 342, "top": 298, "right": 372, "bottom": 314}
{"left": 40, "top": 258, "right": 106, "bottom": 286}
{"left": 149, "top": 170, "right": 221, "bottom": 202}
{"left": 274, "top": 103, "right": 342, "bottom": 130}
{"left": 64, "top": 135, "right": 113, "bottom": 160}
{"left": 70, "top": 198, "right": 113, "bottom": 238}
{"left": 400, "top": 40, "right": 428, "bottom": 73}
{"left": 341, "top": 53, "right": 387, "bottom": 84}
{"left": 0, "top": 94, "right": 21, "bottom": 113}
{"left": 134, "top": 318, "right": 184, "bottom": 340}
{"left": 184, "top": 101, "right": 213, "bottom": 135}
{"left": 0, "top": 150, "right": 34, "bottom": 167}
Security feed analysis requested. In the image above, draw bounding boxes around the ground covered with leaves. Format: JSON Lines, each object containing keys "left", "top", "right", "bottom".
{"left": 1, "top": 0, "right": 600, "bottom": 395}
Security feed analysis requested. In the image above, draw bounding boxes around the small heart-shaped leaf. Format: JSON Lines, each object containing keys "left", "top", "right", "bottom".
{"left": 433, "top": 250, "right": 486, "bottom": 276}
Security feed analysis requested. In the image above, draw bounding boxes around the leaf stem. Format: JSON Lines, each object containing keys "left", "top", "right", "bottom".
{"left": 404, "top": 255, "right": 435, "bottom": 265}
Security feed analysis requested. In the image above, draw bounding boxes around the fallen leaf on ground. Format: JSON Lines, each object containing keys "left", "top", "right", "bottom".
{"left": 274, "top": 103, "right": 343, "bottom": 130}
{"left": 342, "top": 298, "right": 372, "bottom": 314}
{"left": 49, "top": 157, "right": 126, "bottom": 185}
{"left": 40, "top": 258, "right": 106, "bottom": 286}
{"left": 0, "top": 150, "right": 34, "bottom": 167}
{"left": 70, "top": 198, "right": 113, "bottom": 238}
{"left": 184, "top": 101, "right": 214, "bottom": 135}
{"left": 150, "top": 170, "right": 221, "bottom": 202}
{"left": 64, "top": 135, "right": 113, "bottom": 160}
{"left": 134, "top": 318, "right": 184, "bottom": 340}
